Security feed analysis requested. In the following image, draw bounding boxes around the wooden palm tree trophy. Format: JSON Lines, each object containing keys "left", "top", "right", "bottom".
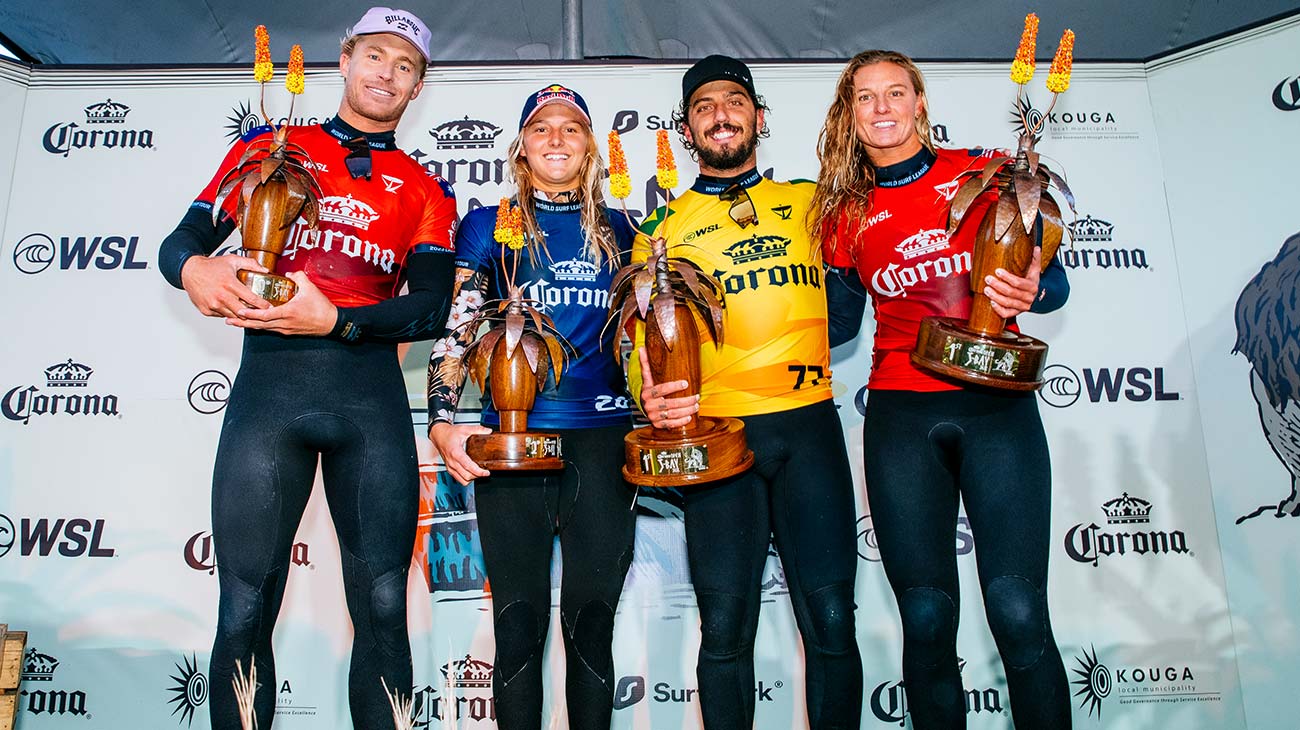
{"left": 912, "top": 17, "right": 1077, "bottom": 390}
{"left": 608, "top": 237, "right": 753, "bottom": 486}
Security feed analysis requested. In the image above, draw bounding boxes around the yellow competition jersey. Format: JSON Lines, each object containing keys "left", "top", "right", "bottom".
{"left": 631, "top": 171, "right": 833, "bottom": 417}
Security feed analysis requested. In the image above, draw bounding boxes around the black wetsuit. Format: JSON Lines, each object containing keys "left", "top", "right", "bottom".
{"left": 159, "top": 116, "right": 457, "bottom": 730}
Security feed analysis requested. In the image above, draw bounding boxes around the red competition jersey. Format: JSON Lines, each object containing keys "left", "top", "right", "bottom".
{"left": 197, "top": 124, "right": 457, "bottom": 308}
{"left": 824, "top": 147, "right": 1009, "bottom": 392}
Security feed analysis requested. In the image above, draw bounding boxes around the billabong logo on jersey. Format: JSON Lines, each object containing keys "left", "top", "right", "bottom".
{"left": 318, "top": 195, "right": 380, "bottom": 230}
{"left": 549, "top": 258, "right": 599, "bottom": 282}
{"left": 897, "top": 228, "right": 950, "bottom": 260}
{"left": 430, "top": 117, "right": 503, "bottom": 150}
{"left": 723, "top": 235, "right": 791, "bottom": 264}
{"left": 381, "top": 174, "right": 404, "bottom": 193}
{"left": 871, "top": 250, "right": 971, "bottom": 299}
{"left": 933, "top": 180, "right": 960, "bottom": 201}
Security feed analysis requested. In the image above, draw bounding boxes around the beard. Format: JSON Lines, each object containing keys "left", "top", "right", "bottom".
{"left": 693, "top": 122, "right": 759, "bottom": 171}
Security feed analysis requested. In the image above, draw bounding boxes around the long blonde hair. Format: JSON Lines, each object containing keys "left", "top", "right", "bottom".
{"left": 505, "top": 127, "right": 620, "bottom": 271}
{"left": 809, "top": 50, "right": 935, "bottom": 248}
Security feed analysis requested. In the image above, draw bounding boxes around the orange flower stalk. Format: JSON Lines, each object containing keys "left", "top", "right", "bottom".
{"left": 1010, "top": 13, "right": 1038, "bottom": 85}
{"left": 1046, "top": 29, "right": 1075, "bottom": 94}
{"left": 494, "top": 198, "right": 514, "bottom": 245}
{"left": 607, "top": 131, "right": 632, "bottom": 200}
{"left": 253, "top": 25, "right": 273, "bottom": 83}
{"left": 286, "top": 45, "right": 305, "bottom": 95}
{"left": 655, "top": 129, "right": 678, "bottom": 191}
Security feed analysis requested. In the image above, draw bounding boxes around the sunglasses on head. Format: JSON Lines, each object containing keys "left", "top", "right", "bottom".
{"left": 343, "top": 136, "right": 372, "bottom": 181}
{"left": 719, "top": 183, "right": 758, "bottom": 228}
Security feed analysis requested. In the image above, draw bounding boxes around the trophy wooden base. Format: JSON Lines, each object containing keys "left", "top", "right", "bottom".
{"left": 467, "top": 430, "right": 564, "bottom": 471}
{"left": 238, "top": 270, "right": 297, "bottom": 307}
{"left": 912, "top": 316, "right": 1047, "bottom": 391}
{"left": 623, "top": 416, "right": 754, "bottom": 487}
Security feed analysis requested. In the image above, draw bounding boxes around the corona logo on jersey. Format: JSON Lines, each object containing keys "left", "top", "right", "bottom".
{"left": 412, "top": 655, "right": 497, "bottom": 724}
{"left": 1063, "top": 493, "right": 1192, "bottom": 567}
{"left": 20, "top": 647, "right": 91, "bottom": 718}
{"left": 711, "top": 234, "right": 821, "bottom": 296}
{"left": 43, "top": 98, "right": 156, "bottom": 157}
{"left": 871, "top": 248, "right": 971, "bottom": 299}
{"left": 2, "top": 359, "right": 121, "bottom": 425}
{"left": 283, "top": 195, "right": 398, "bottom": 273}
{"left": 517, "top": 258, "right": 608, "bottom": 314}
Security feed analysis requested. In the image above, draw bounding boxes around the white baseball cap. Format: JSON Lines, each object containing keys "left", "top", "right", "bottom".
{"left": 349, "top": 7, "right": 432, "bottom": 63}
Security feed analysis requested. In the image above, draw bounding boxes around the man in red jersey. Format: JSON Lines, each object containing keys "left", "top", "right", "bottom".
{"left": 158, "top": 8, "right": 456, "bottom": 729}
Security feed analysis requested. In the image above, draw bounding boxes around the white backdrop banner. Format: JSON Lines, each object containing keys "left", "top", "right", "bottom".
{"left": 5, "top": 17, "right": 1296, "bottom": 728}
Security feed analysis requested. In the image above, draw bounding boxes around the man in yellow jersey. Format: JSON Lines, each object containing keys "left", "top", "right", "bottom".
{"left": 633, "top": 55, "right": 863, "bottom": 730}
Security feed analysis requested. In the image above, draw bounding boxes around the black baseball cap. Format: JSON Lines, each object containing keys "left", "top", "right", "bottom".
{"left": 682, "top": 55, "right": 757, "bottom": 107}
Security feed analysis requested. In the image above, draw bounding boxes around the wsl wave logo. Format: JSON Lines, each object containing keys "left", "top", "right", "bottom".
{"left": 11, "top": 232, "right": 148, "bottom": 275}
{"left": 1059, "top": 216, "right": 1151, "bottom": 271}
{"left": 857, "top": 513, "right": 973, "bottom": 562}
{"left": 187, "top": 370, "right": 231, "bottom": 414}
{"left": 165, "top": 654, "right": 208, "bottom": 727}
{"left": 20, "top": 647, "right": 91, "bottom": 718}
{"left": 1036, "top": 364, "right": 1180, "bottom": 408}
{"left": 871, "top": 659, "right": 1004, "bottom": 725}
{"left": 3, "top": 359, "right": 121, "bottom": 425}
{"left": 1071, "top": 644, "right": 1221, "bottom": 718}
{"left": 0, "top": 513, "right": 115, "bottom": 559}
{"left": 412, "top": 655, "right": 496, "bottom": 724}
{"left": 1064, "top": 493, "right": 1191, "bottom": 567}
{"left": 43, "top": 99, "right": 155, "bottom": 157}
{"left": 0, "top": 513, "right": 14, "bottom": 557}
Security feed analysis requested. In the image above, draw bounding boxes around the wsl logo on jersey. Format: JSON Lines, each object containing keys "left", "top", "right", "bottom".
{"left": 43, "top": 99, "right": 155, "bottom": 157}
{"left": 1058, "top": 215, "right": 1151, "bottom": 271}
{"left": 284, "top": 195, "right": 398, "bottom": 273}
{"left": 3, "top": 359, "right": 121, "bottom": 425}
{"left": 11, "top": 232, "right": 148, "bottom": 275}
{"left": 1064, "top": 493, "right": 1191, "bottom": 567}
{"left": 412, "top": 655, "right": 497, "bottom": 724}
{"left": 20, "top": 647, "right": 91, "bottom": 719}
{"left": 713, "top": 235, "right": 821, "bottom": 296}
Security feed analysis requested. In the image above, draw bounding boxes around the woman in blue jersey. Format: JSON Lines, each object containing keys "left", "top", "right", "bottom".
{"left": 426, "top": 84, "right": 638, "bottom": 730}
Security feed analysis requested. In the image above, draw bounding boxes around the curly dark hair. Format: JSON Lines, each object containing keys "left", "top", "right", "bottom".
{"left": 671, "top": 92, "right": 772, "bottom": 161}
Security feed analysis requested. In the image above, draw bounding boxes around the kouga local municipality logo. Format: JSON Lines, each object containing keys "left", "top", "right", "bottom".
{"left": 3, "top": 359, "right": 121, "bottom": 425}
{"left": 1011, "top": 96, "right": 1136, "bottom": 140}
{"left": 1064, "top": 493, "right": 1191, "bottom": 567}
{"left": 187, "top": 370, "right": 231, "bottom": 414}
{"left": 223, "top": 100, "right": 323, "bottom": 140}
{"left": 20, "top": 647, "right": 91, "bottom": 718}
{"left": 165, "top": 654, "right": 208, "bottom": 727}
{"left": 43, "top": 99, "right": 155, "bottom": 157}
{"left": 1071, "top": 644, "right": 1222, "bottom": 718}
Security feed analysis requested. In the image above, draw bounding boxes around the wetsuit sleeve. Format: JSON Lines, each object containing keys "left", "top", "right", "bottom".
{"left": 1031, "top": 253, "right": 1069, "bottom": 314}
{"left": 330, "top": 247, "right": 456, "bottom": 343}
{"left": 826, "top": 264, "right": 868, "bottom": 349}
{"left": 426, "top": 266, "right": 490, "bottom": 426}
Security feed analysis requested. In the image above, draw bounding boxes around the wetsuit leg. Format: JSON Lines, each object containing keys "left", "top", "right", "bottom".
{"left": 683, "top": 463, "right": 770, "bottom": 730}
{"left": 862, "top": 390, "right": 966, "bottom": 730}
{"left": 317, "top": 381, "right": 420, "bottom": 730}
{"left": 474, "top": 469, "right": 558, "bottom": 730}
{"left": 554, "top": 425, "right": 637, "bottom": 730}
{"left": 956, "top": 393, "right": 1070, "bottom": 729}
{"left": 761, "top": 401, "right": 863, "bottom": 730}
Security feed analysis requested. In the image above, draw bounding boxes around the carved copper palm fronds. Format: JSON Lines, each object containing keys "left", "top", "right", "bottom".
{"left": 947, "top": 133, "right": 1076, "bottom": 272}
{"left": 605, "top": 236, "right": 726, "bottom": 358}
{"left": 458, "top": 285, "right": 572, "bottom": 396}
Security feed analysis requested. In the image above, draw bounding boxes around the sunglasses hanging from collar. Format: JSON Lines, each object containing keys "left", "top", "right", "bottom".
{"left": 343, "top": 136, "right": 372, "bottom": 181}
{"left": 719, "top": 183, "right": 758, "bottom": 228}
